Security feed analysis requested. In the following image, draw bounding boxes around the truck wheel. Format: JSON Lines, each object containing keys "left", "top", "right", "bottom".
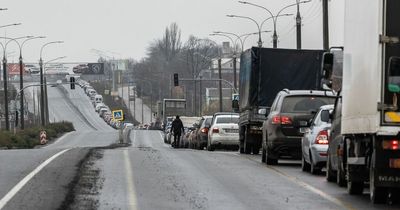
{"left": 301, "top": 155, "right": 311, "bottom": 172}
{"left": 239, "top": 142, "right": 244, "bottom": 154}
{"left": 326, "top": 154, "right": 336, "bottom": 182}
{"left": 370, "top": 151, "right": 388, "bottom": 204}
{"left": 207, "top": 144, "right": 215, "bottom": 151}
{"left": 252, "top": 145, "right": 260, "bottom": 155}
{"left": 244, "top": 143, "right": 252, "bottom": 154}
{"left": 347, "top": 180, "right": 364, "bottom": 195}
{"left": 261, "top": 148, "right": 266, "bottom": 163}
{"left": 337, "top": 163, "right": 346, "bottom": 187}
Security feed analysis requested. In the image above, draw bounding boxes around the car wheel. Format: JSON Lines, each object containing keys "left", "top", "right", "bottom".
{"left": 326, "top": 153, "right": 336, "bottom": 182}
{"left": 266, "top": 147, "right": 278, "bottom": 165}
{"left": 261, "top": 148, "right": 266, "bottom": 163}
{"left": 301, "top": 155, "right": 311, "bottom": 172}
{"left": 207, "top": 144, "right": 214, "bottom": 151}
{"left": 310, "top": 154, "right": 321, "bottom": 175}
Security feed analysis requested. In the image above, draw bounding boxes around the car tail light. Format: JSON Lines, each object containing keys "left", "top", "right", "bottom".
{"left": 201, "top": 128, "right": 209, "bottom": 134}
{"left": 382, "top": 140, "right": 400, "bottom": 150}
{"left": 212, "top": 127, "right": 219, "bottom": 133}
{"left": 272, "top": 115, "right": 292, "bottom": 125}
{"left": 315, "top": 130, "right": 329, "bottom": 144}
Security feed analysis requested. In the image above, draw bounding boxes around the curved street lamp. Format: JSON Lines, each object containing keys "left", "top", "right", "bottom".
{"left": 0, "top": 36, "right": 46, "bottom": 129}
{"left": 39, "top": 41, "right": 64, "bottom": 126}
{"left": 238, "top": 0, "right": 310, "bottom": 48}
{"left": 0, "top": 23, "right": 21, "bottom": 29}
{"left": 0, "top": 35, "right": 34, "bottom": 130}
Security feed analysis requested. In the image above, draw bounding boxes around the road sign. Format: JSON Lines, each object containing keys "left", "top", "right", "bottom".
{"left": 112, "top": 109, "right": 124, "bottom": 121}
{"left": 40, "top": 130, "right": 47, "bottom": 145}
{"left": 232, "top": 93, "right": 239, "bottom": 101}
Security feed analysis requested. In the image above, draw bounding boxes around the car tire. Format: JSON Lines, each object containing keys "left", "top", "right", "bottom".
{"left": 301, "top": 155, "right": 311, "bottom": 172}
{"left": 266, "top": 147, "right": 278, "bottom": 165}
{"left": 261, "top": 148, "right": 266, "bottom": 163}
{"left": 207, "top": 144, "right": 214, "bottom": 151}
{"left": 326, "top": 154, "right": 336, "bottom": 182}
{"left": 310, "top": 154, "right": 321, "bottom": 175}
{"left": 244, "top": 142, "right": 252, "bottom": 154}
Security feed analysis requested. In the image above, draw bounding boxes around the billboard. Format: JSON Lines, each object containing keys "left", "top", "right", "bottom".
{"left": 82, "top": 63, "right": 104, "bottom": 75}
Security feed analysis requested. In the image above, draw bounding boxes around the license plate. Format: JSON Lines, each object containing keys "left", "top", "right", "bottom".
{"left": 299, "top": 127, "right": 307, "bottom": 133}
{"left": 389, "top": 159, "right": 400, "bottom": 169}
{"left": 299, "top": 121, "right": 308, "bottom": 126}
{"left": 225, "top": 129, "right": 238, "bottom": 133}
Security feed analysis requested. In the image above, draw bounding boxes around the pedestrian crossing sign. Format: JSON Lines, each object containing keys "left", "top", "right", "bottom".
{"left": 112, "top": 110, "right": 124, "bottom": 121}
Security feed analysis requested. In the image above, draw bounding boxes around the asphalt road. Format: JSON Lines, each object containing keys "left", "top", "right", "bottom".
{"left": 1, "top": 84, "right": 400, "bottom": 210}
{"left": 92, "top": 130, "right": 400, "bottom": 210}
{"left": 0, "top": 85, "right": 118, "bottom": 210}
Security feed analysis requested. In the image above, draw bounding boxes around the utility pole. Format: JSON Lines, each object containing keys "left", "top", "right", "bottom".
{"left": 322, "top": 0, "right": 329, "bottom": 50}
{"left": 18, "top": 55, "right": 24, "bottom": 129}
{"left": 2, "top": 57, "right": 9, "bottom": 130}
{"left": 44, "top": 77, "right": 49, "bottom": 124}
{"left": 199, "top": 75, "right": 202, "bottom": 116}
{"left": 218, "top": 58, "right": 223, "bottom": 112}
{"left": 296, "top": 0, "right": 302, "bottom": 49}
{"left": 39, "top": 58, "right": 45, "bottom": 126}
{"left": 233, "top": 55, "right": 237, "bottom": 90}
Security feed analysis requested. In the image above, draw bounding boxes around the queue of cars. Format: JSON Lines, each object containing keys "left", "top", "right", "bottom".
{"left": 162, "top": 89, "right": 340, "bottom": 178}
{"left": 77, "top": 80, "right": 122, "bottom": 129}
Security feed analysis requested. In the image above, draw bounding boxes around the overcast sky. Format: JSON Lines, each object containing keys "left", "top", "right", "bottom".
{"left": 0, "top": 0, "right": 344, "bottom": 63}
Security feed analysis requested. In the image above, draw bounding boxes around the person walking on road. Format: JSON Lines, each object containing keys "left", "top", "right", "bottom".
{"left": 171, "top": 115, "right": 184, "bottom": 148}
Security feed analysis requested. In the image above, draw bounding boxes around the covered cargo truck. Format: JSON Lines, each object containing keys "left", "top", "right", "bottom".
{"left": 238, "top": 47, "right": 324, "bottom": 154}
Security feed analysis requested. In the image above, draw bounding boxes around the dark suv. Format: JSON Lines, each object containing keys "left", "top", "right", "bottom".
{"left": 261, "top": 89, "right": 336, "bottom": 165}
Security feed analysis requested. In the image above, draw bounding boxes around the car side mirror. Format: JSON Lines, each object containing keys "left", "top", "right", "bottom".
{"left": 321, "top": 52, "right": 334, "bottom": 80}
{"left": 388, "top": 56, "right": 400, "bottom": 93}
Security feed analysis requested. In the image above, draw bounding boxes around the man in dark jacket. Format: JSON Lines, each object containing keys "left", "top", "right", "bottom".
{"left": 170, "top": 115, "right": 184, "bottom": 148}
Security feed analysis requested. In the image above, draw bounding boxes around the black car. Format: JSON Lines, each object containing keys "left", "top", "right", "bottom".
{"left": 261, "top": 89, "right": 336, "bottom": 165}
{"left": 325, "top": 91, "right": 346, "bottom": 186}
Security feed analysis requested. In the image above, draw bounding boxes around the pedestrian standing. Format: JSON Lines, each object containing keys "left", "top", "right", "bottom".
{"left": 170, "top": 115, "right": 184, "bottom": 148}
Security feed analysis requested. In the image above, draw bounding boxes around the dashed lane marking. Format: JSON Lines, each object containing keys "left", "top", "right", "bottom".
{"left": 0, "top": 148, "right": 71, "bottom": 209}
{"left": 124, "top": 149, "right": 138, "bottom": 210}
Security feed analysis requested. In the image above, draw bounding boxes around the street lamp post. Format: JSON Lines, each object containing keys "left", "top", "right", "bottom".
{"left": 39, "top": 41, "right": 64, "bottom": 126}
{"left": 0, "top": 35, "right": 31, "bottom": 130}
{"left": 1, "top": 36, "right": 45, "bottom": 129}
{"left": 238, "top": 0, "right": 310, "bottom": 48}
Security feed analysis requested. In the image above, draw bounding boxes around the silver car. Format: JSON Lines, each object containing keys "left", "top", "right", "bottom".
{"left": 301, "top": 104, "right": 334, "bottom": 174}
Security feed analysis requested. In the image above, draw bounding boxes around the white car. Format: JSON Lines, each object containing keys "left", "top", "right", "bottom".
{"left": 207, "top": 113, "right": 239, "bottom": 151}
{"left": 95, "top": 103, "right": 108, "bottom": 112}
{"left": 301, "top": 104, "right": 334, "bottom": 174}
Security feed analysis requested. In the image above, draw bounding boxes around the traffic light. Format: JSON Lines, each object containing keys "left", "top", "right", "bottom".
{"left": 173, "top": 73, "right": 179, "bottom": 86}
{"left": 70, "top": 77, "right": 75, "bottom": 89}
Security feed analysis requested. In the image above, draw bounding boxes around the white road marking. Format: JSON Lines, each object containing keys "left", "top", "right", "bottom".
{"left": 266, "top": 166, "right": 357, "bottom": 210}
{"left": 0, "top": 148, "right": 71, "bottom": 209}
{"left": 124, "top": 149, "right": 138, "bottom": 210}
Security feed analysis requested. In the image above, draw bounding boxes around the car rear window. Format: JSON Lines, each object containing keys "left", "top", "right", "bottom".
{"left": 203, "top": 118, "right": 212, "bottom": 126}
{"left": 281, "top": 96, "right": 335, "bottom": 113}
{"left": 216, "top": 116, "right": 239, "bottom": 124}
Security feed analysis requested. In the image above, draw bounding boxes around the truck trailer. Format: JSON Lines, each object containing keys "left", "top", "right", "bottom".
{"left": 238, "top": 47, "right": 324, "bottom": 154}
{"left": 330, "top": 0, "right": 400, "bottom": 203}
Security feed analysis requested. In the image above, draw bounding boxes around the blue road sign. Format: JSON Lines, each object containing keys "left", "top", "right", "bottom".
{"left": 112, "top": 109, "right": 124, "bottom": 121}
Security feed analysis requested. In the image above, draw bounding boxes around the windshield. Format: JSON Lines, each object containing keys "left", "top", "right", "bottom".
{"left": 282, "top": 96, "right": 335, "bottom": 113}
{"left": 216, "top": 116, "right": 239, "bottom": 124}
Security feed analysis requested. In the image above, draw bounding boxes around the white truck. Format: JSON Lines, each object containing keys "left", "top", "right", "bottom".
{"left": 336, "top": 0, "right": 400, "bottom": 203}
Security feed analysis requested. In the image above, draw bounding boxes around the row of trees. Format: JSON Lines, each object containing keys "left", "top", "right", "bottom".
{"left": 100, "top": 23, "right": 225, "bottom": 116}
